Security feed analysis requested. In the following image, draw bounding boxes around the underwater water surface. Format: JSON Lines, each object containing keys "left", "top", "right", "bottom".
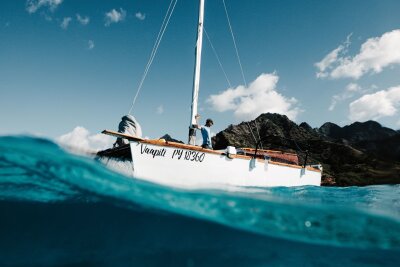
{"left": 0, "top": 136, "right": 399, "bottom": 267}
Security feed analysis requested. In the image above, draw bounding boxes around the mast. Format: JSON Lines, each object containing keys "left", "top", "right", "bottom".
{"left": 188, "top": 0, "right": 205, "bottom": 145}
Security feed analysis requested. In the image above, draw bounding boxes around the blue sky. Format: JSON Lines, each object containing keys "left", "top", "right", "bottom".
{"left": 1, "top": 0, "right": 400, "bottom": 149}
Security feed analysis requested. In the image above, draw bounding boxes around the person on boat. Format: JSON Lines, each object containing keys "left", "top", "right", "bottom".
{"left": 195, "top": 114, "right": 214, "bottom": 149}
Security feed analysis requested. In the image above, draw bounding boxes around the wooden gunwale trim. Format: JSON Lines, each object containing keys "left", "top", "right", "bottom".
{"left": 102, "top": 130, "right": 145, "bottom": 142}
{"left": 102, "top": 129, "right": 321, "bottom": 173}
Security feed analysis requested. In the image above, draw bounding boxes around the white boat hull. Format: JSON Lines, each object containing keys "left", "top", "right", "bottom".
{"left": 129, "top": 140, "right": 321, "bottom": 188}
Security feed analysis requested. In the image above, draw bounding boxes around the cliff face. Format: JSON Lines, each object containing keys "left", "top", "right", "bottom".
{"left": 212, "top": 113, "right": 400, "bottom": 186}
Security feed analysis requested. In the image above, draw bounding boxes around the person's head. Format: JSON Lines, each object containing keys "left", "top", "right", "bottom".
{"left": 205, "top": 118, "right": 214, "bottom": 127}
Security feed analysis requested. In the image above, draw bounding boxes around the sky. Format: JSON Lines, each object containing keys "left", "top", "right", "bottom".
{"left": 1, "top": 0, "right": 400, "bottom": 150}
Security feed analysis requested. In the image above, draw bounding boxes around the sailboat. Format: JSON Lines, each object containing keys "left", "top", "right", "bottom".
{"left": 98, "top": 0, "right": 322, "bottom": 188}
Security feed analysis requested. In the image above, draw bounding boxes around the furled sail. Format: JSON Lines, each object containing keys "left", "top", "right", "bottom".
{"left": 114, "top": 115, "right": 142, "bottom": 147}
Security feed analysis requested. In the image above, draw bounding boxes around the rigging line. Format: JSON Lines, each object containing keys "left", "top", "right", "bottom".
{"left": 129, "top": 0, "right": 178, "bottom": 114}
{"left": 204, "top": 27, "right": 232, "bottom": 88}
{"left": 146, "top": 0, "right": 175, "bottom": 70}
{"left": 145, "top": 0, "right": 178, "bottom": 83}
{"left": 292, "top": 138, "right": 307, "bottom": 153}
{"left": 254, "top": 120, "right": 264, "bottom": 150}
{"left": 142, "top": 0, "right": 178, "bottom": 82}
{"left": 128, "top": 0, "right": 178, "bottom": 115}
{"left": 274, "top": 135, "right": 306, "bottom": 153}
{"left": 222, "top": 0, "right": 247, "bottom": 87}
{"left": 246, "top": 122, "right": 258, "bottom": 147}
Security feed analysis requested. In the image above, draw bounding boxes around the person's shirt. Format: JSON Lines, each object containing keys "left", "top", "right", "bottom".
{"left": 200, "top": 125, "right": 212, "bottom": 148}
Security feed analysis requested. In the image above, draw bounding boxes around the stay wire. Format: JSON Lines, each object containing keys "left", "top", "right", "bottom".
{"left": 146, "top": 0, "right": 175, "bottom": 70}
{"left": 129, "top": 0, "right": 177, "bottom": 114}
{"left": 254, "top": 120, "right": 263, "bottom": 150}
{"left": 222, "top": 0, "right": 247, "bottom": 87}
{"left": 128, "top": 0, "right": 178, "bottom": 115}
{"left": 204, "top": 27, "right": 232, "bottom": 88}
{"left": 246, "top": 122, "right": 258, "bottom": 147}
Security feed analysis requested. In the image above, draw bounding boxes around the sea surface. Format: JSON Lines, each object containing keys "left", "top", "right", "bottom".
{"left": 0, "top": 136, "right": 399, "bottom": 267}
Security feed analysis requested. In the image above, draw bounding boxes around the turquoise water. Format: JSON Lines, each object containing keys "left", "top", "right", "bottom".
{"left": 0, "top": 136, "right": 399, "bottom": 267}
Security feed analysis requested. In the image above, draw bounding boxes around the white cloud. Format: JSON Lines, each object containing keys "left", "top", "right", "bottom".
{"left": 57, "top": 126, "right": 114, "bottom": 152}
{"left": 76, "top": 14, "right": 90, "bottom": 25}
{"left": 329, "top": 83, "right": 362, "bottom": 111}
{"left": 315, "top": 33, "right": 352, "bottom": 78}
{"left": 26, "top": 0, "right": 63, "bottom": 14}
{"left": 105, "top": 8, "right": 126, "bottom": 26}
{"left": 88, "top": 40, "right": 95, "bottom": 50}
{"left": 346, "top": 83, "right": 362, "bottom": 92}
{"left": 315, "top": 46, "right": 343, "bottom": 79}
{"left": 156, "top": 105, "right": 164, "bottom": 114}
{"left": 135, "top": 12, "right": 146, "bottom": 21}
{"left": 349, "top": 86, "right": 400, "bottom": 121}
{"left": 60, "top": 17, "right": 71, "bottom": 29}
{"left": 316, "top": 30, "right": 400, "bottom": 79}
{"left": 207, "top": 73, "right": 300, "bottom": 121}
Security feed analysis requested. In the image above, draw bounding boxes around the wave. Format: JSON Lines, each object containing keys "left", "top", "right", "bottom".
{"left": 0, "top": 136, "right": 399, "bottom": 266}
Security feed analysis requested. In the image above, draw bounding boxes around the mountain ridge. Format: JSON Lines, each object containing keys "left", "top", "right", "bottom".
{"left": 209, "top": 113, "right": 400, "bottom": 186}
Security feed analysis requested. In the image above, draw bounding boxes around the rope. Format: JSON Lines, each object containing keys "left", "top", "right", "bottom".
{"left": 222, "top": 0, "right": 247, "bottom": 87}
{"left": 246, "top": 122, "right": 258, "bottom": 146}
{"left": 292, "top": 138, "right": 307, "bottom": 153}
{"left": 204, "top": 27, "right": 232, "bottom": 88}
{"left": 128, "top": 0, "right": 178, "bottom": 114}
{"left": 222, "top": 0, "right": 262, "bottom": 151}
{"left": 254, "top": 120, "right": 263, "bottom": 150}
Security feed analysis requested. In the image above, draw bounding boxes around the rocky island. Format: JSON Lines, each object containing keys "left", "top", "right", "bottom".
{"left": 210, "top": 113, "right": 400, "bottom": 186}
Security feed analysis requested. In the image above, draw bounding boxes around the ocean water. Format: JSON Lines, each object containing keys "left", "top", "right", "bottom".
{"left": 0, "top": 136, "right": 399, "bottom": 267}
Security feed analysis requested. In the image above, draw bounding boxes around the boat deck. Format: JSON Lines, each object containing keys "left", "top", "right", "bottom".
{"left": 97, "top": 130, "right": 320, "bottom": 172}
